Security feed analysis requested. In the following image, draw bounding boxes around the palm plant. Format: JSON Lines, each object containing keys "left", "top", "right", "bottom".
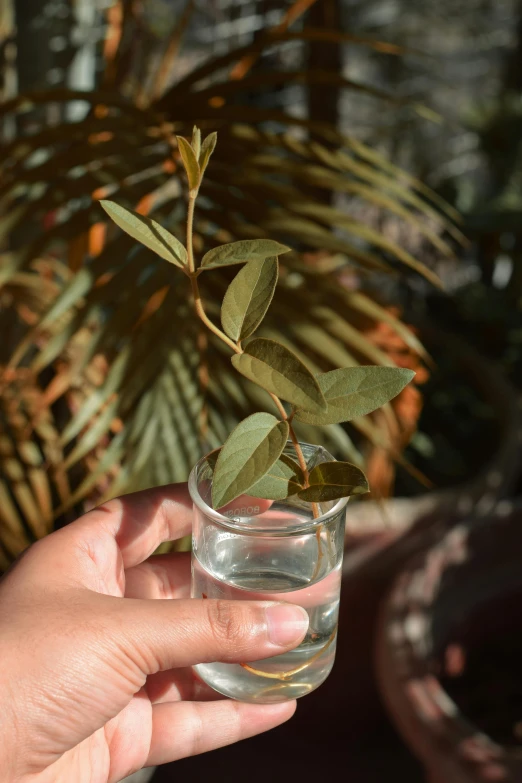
{"left": 0, "top": 0, "right": 461, "bottom": 565}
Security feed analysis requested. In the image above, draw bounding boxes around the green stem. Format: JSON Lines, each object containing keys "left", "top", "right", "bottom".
{"left": 288, "top": 422, "right": 308, "bottom": 478}
{"left": 287, "top": 420, "right": 320, "bottom": 519}
{"left": 190, "top": 275, "right": 238, "bottom": 354}
{"left": 186, "top": 193, "right": 196, "bottom": 274}
{"left": 270, "top": 401, "right": 320, "bottom": 522}
{"left": 268, "top": 392, "right": 287, "bottom": 421}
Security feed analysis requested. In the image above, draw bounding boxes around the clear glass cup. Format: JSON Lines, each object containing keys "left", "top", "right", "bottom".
{"left": 188, "top": 442, "right": 349, "bottom": 704}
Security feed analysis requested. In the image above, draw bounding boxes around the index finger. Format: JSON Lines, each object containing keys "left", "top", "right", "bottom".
{"left": 69, "top": 483, "right": 193, "bottom": 570}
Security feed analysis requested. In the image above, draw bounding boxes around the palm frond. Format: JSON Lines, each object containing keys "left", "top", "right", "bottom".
{"left": 0, "top": 15, "right": 457, "bottom": 552}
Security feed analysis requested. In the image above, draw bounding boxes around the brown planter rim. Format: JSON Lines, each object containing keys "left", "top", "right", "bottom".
{"left": 375, "top": 503, "right": 522, "bottom": 782}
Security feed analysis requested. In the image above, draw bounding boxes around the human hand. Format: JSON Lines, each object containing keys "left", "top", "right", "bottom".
{"left": 0, "top": 485, "right": 308, "bottom": 783}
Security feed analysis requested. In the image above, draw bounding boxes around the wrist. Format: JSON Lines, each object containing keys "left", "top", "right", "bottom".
{"left": 0, "top": 681, "right": 19, "bottom": 781}
{"left": 0, "top": 628, "right": 27, "bottom": 781}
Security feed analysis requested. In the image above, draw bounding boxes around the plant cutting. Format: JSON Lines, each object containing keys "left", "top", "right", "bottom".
{"left": 100, "top": 127, "right": 415, "bottom": 704}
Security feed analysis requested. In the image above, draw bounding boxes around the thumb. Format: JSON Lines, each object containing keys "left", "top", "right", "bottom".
{"left": 103, "top": 594, "right": 309, "bottom": 674}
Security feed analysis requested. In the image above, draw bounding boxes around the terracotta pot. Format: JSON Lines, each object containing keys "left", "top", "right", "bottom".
{"left": 375, "top": 503, "right": 522, "bottom": 782}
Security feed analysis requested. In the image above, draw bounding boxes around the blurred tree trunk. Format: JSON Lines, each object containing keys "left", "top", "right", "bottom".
{"left": 306, "top": 0, "right": 342, "bottom": 204}
{"left": 306, "top": 0, "right": 341, "bottom": 130}
{"left": 503, "top": 0, "right": 522, "bottom": 92}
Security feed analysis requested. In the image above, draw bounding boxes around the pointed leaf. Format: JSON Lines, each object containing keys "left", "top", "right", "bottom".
{"left": 232, "top": 338, "right": 327, "bottom": 413}
{"left": 249, "top": 454, "right": 305, "bottom": 500}
{"left": 99, "top": 201, "right": 187, "bottom": 268}
{"left": 176, "top": 135, "right": 200, "bottom": 191}
{"left": 191, "top": 126, "right": 201, "bottom": 158}
{"left": 201, "top": 239, "right": 291, "bottom": 270}
{"left": 298, "top": 461, "right": 369, "bottom": 502}
{"left": 295, "top": 367, "right": 415, "bottom": 425}
{"left": 211, "top": 413, "right": 289, "bottom": 508}
{"left": 221, "top": 256, "right": 278, "bottom": 341}
{"left": 199, "top": 131, "right": 217, "bottom": 176}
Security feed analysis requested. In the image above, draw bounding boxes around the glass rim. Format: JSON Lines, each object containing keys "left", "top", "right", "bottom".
{"left": 188, "top": 444, "right": 350, "bottom": 535}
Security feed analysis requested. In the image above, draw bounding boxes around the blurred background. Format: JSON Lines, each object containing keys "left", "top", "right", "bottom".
{"left": 1, "top": 1, "right": 521, "bottom": 781}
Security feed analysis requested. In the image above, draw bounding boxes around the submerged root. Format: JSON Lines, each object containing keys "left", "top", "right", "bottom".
{"left": 239, "top": 627, "right": 337, "bottom": 681}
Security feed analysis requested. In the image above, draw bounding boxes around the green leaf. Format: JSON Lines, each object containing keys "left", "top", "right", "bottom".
{"left": 176, "top": 135, "right": 200, "bottom": 191}
{"left": 199, "top": 131, "right": 217, "bottom": 176}
{"left": 211, "top": 412, "right": 289, "bottom": 508}
{"left": 231, "top": 338, "right": 327, "bottom": 413}
{"left": 99, "top": 201, "right": 187, "bottom": 268}
{"left": 201, "top": 239, "right": 291, "bottom": 270}
{"left": 249, "top": 454, "right": 305, "bottom": 500}
{"left": 298, "top": 461, "right": 369, "bottom": 502}
{"left": 221, "top": 256, "right": 278, "bottom": 342}
{"left": 191, "top": 126, "right": 201, "bottom": 158}
{"left": 295, "top": 367, "right": 415, "bottom": 425}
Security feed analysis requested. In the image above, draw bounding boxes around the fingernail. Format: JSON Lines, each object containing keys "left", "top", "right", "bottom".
{"left": 265, "top": 603, "right": 309, "bottom": 647}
